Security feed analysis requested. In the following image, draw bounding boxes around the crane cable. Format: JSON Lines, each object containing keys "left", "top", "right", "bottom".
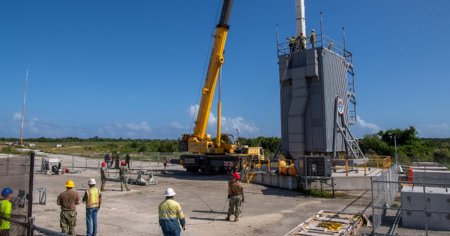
{"left": 256, "top": 28, "right": 294, "bottom": 149}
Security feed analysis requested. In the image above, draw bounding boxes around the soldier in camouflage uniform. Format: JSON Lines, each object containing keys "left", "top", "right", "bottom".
{"left": 57, "top": 180, "right": 80, "bottom": 236}
{"left": 100, "top": 162, "right": 107, "bottom": 191}
{"left": 119, "top": 161, "right": 130, "bottom": 191}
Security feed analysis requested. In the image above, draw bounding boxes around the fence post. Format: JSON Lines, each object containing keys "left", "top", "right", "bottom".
{"left": 72, "top": 156, "right": 75, "bottom": 171}
{"left": 371, "top": 177, "right": 376, "bottom": 235}
{"left": 28, "top": 152, "right": 35, "bottom": 236}
{"left": 423, "top": 185, "right": 429, "bottom": 235}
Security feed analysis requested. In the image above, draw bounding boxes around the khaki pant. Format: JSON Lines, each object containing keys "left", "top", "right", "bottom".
{"left": 101, "top": 178, "right": 106, "bottom": 191}
{"left": 60, "top": 210, "right": 77, "bottom": 236}
{"left": 120, "top": 177, "right": 129, "bottom": 191}
{"left": 227, "top": 195, "right": 242, "bottom": 217}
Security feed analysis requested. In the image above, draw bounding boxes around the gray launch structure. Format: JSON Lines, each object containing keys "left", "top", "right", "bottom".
{"left": 278, "top": 36, "right": 364, "bottom": 162}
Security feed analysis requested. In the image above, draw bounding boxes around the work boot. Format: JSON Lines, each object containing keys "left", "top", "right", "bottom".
{"left": 234, "top": 216, "right": 239, "bottom": 222}
{"left": 225, "top": 215, "right": 230, "bottom": 221}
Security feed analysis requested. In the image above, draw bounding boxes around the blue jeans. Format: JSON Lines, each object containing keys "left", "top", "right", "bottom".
{"left": 86, "top": 208, "right": 99, "bottom": 236}
{"left": 159, "top": 219, "right": 181, "bottom": 236}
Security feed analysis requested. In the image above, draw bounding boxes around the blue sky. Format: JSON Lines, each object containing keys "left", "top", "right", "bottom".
{"left": 1, "top": 0, "right": 449, "bottom": 139}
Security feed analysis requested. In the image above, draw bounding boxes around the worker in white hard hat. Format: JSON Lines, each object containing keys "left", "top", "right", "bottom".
{"left": 158, "top": 188, "right": 186, "bottom": 236}
{"left": 82, "top": 178, "right": 102, "bottom": 236}
{"left": 310, "top": 29, "right": 317, "bottom": 48}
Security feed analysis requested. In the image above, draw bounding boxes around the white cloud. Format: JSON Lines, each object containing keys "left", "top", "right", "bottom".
{"left": 98, "top": 122, "right": 152, "bottom": 138}
{"left": 125, "top": 122, "right": 151, "bottom": 132}
{"left": 356, "top": 115, "right": 381, "bottom": 133}
{"left": 12, "top": 112, "right": 22, "bottom": 121}
{"left": 188, "top": 104, "right": 259, "bottom": 136}
{"left": 170, "top": 121, "right": 185, "bottom": 129}
{"left": 417, "top": 123, "right": 450, "bottom": 138}
{"left": 189, "top": 104, "right": 216, "bottom": 126}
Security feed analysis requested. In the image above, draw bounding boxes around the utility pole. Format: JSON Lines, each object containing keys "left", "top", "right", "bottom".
{"left": 19, "top": 69, "right": 29, "bottom": 146}
{"left": 393, "top": 134, "right": 398, "bottom": 166}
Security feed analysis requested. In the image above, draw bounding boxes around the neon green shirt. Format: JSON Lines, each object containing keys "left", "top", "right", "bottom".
{"left": 0, "top": 199, "right": 12, "bottom": 230}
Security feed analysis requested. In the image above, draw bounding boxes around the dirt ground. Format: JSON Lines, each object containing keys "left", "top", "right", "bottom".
{"left": 32, "top": 154, "right": 372, "bottom": 236}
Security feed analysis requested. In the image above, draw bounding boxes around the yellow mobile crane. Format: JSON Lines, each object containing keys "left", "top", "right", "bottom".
{"left": 179, "top": 0, "right": 265, "bottom": 174}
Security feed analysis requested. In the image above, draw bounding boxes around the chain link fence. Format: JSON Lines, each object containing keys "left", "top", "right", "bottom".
{"left": 34, "top": 152, "right": 182, "bottom": 173}
{"left": 0, "top": 153, "right": 31, "bottom": 235}
{"left": 371, "top": 165, "right": 450, "bottom": 235}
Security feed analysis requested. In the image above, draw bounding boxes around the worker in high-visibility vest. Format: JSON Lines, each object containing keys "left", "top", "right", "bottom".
{"left": 57, "top": 180, "right": 80, "bottom": 236}
{"left": 288, "top": 36, "right": 297, "bottom": 53}
{"left": 83, "top": 178, "right": 102, "bottom": 236}
{"left": 0, "top": 187, "right": 13, "bottom": 236}
{"left": 158, "top": 188, "right": 186, "bottom": 236}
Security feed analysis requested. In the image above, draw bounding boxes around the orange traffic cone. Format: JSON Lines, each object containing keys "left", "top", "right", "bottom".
{"left": 407, "top": 166, "right": 413, "bottom": 182}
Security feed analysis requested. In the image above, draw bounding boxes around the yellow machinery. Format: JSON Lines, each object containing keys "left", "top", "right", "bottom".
{"left": 179, "top": 0, "right": 265, "bottom": 174}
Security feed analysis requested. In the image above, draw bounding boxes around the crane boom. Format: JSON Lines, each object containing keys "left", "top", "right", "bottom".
{"left": 193, "top": 0, "right": 233, "bottom": 140}
{"left": 179, "top": 0, "right": 266, "bottom": 174}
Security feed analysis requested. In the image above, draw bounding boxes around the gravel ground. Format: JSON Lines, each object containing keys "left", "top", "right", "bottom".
{"left": 31, "top": 154, "right": 372, "bottom": 236}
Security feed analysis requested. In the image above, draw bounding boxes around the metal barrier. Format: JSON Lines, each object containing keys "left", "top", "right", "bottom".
{"left": 33, "top": 224, "right": 70, "bottom": 236}
{"left": 371, "top": 165, "right": 450, "bottom": 235}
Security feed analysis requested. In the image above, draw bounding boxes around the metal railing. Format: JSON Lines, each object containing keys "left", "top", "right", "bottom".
{"left": 277, "top": 33, "right": 353, "bottom": 64}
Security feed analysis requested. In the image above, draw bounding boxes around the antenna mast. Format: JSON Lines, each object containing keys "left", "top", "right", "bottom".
{"left": 19, "top": 69, "right": 28, "bottom": 146}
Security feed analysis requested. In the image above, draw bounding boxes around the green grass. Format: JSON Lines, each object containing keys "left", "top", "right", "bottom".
{"left": 304, "top": 189, "right": 347, "bottom": 198}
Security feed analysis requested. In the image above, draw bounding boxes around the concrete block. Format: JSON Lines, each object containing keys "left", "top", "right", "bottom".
{"left": 270, "top": 174, "right": 279, "bottom": 188}
{"left": 332, "top": 176, "right": 372, "bottom": 190}
{"left": 401, "top": 186, "right": 450, "bottom": 230}
{"left": 253, "top": 173, "right": 299, "bottom": 190}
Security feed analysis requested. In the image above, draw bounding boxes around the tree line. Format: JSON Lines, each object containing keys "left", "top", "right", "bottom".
{"left": 358, "top": 126, "right": 450, "bottom": 164}
{"left": 0, "top": 136, "right": 281, "bottom": 154}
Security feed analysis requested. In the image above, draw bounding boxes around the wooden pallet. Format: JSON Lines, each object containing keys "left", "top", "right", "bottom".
{"left": 285, "top": 210, "right": 366, "bottom": 236}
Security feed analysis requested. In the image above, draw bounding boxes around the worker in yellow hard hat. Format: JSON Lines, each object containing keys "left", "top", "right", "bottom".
{"left": 57, "top": 180, "right": 80, "bottom": 236}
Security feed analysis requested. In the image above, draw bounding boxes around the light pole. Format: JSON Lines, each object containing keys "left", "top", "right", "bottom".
{"left": 391, "top": 134, "right": 398, "bottom": 166}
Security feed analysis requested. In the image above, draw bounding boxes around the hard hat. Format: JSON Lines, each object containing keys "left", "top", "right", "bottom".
{"left": 65, "top": 180, "right": 75, "bottom": 188}
{"left": 232, "top": 172, "right": 241, "bottom": 180}
{"left": 163, "top": 188, "right": 176, "bottom": 197}
{"left": 101, "top": 162, "right": 106, "bottom": 167}
{"left": 1, "top": 187, "right": 13, "bottom": 197}
{"left": 312, "top": 29, "right": 315, "bottom": 32}
{"left": 121, "top": 161, "right": 126, "bottom": 166}
{"left": 88, "top": 178, "right": 96, "bottom": 185}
